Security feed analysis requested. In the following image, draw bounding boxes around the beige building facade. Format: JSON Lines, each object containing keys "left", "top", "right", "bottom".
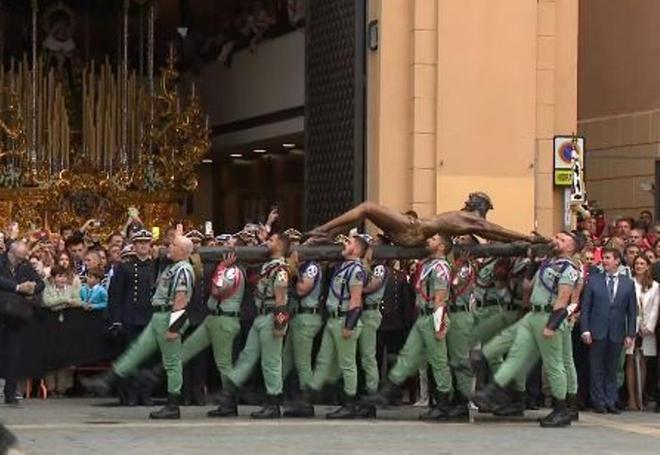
{"left": 578, "top": 0, "right": 657, "bottom": 220}
{"left": 366, "top": 0, "right": 579, "bottom": 236}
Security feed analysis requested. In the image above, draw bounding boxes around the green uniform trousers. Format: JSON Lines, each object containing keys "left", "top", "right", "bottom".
{"left": 308, "top": 318, "right": 362, "bottom": 396}
{"left": 388, "top": 315, "right": 452, "bottom": 394}
{"left": 181, "top": 315, "right": 241, "bottom": 388}
{"left": 482, "top": 317, "right": 529, "bottom": 392}
{"left": 562, "top": 322, "right": 578, "bottom": 395}
{"left": 446, "top": 311, "right": 474, "bottom": 397}
{"left": 358, "top": 309, "right": 382, "bottom": 394}
{"left": 226, "top": 314, "right": 284, "bottom": 396}
{"left": 282, "top": 313, "right": 323, "bottom": 389}
{"left": 493, "top": 312, "right": 567, "bottom": 400}
{"left": 472, "top": 305, "right": 510, "bottom": 345}
{"left": 114, "top": 313, "right": 183, "bottom": 395}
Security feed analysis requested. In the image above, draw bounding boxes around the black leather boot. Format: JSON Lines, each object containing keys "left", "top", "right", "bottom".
{"left": 138, "top": 365, "right": 164, "bottom": 390}
{"left": 326, "top": 395, "right": 359, "bottom": 419}
{"left": 566, "top": 393, "right": 579, "bottom": 421}
{"left": 354, "top": 400, "right": 377, "bottom": 418}
{"left": 207, "top": 383, "right": 239, "bottom": 417}
{"left": 493, "top": 389, "right": 525, "bottom": 417}
{"left": 368, "top": 379, "right": 402, "bottom": 407}
{"left": 539, "top": 400, "right": 572, "bottom": 428}
{"left": 283, "top": 390, "right": 315, "bottom": 418}
{"left": 447, "top": 393, "right": 470, "bottom": 420}
{"left": 419, "top": 391, "right": 451, "bottom": 421}
{"left": 80, "top": 370, "right": 121, "bottom": 397}
{"left": 149, "top": 394, "right": 181, "bottom": 420}
{"left": 472, "top": 382, "right": 510, "bottom": 414}
{"left": 251, "top": 395, "right": 282, "bottom": 419}
{"left": 470, "top": 349, "right": 491, "bottom": 389}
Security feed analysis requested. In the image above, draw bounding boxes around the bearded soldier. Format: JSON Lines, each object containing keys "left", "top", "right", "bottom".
{"left": 473, "top": 232, "right": 582, "bottom": 428}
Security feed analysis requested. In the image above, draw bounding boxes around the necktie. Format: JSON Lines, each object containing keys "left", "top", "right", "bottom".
{"left": 607, "top": 275, "right": 615, "bottom": 302}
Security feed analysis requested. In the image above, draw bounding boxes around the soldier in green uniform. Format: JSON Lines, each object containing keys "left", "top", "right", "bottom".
{"left": 473, "top": 231, "right": 581, "bottom": 428}
{"left": 299, "top": 233, "right": 369, "bottom": 419}
{"left": 82, "top": 236, "right": 196, "bottom": 420}
{"left": 182, "top": 235, "right": 246, "bottom": 417}
{"left": 281, "top": 250, "right": 323, "bottom": 417}
{"left": 477, "top": 257, "right": 531, "bottom": 416}
{"left": 471, "top": 254, "right": 508, "bottom": 346}
{"left": 214, "top": 232, "right": 291, "bottom": 419}
{"left": 372, "top": 233, "right": 454, "bottom": 421}
{"left": 445, "top": 251, "right": 476, "bottom": 419}
{"left": 359, "top": 236, "right": 387, "bottom": 399}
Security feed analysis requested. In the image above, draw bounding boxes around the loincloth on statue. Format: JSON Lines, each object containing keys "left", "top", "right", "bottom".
{"left": 387, "top": 216, "right": 428, "bottom": 246}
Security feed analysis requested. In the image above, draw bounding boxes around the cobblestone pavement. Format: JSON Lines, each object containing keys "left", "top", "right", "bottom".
{"left": 2, "top": 399, "right": 660, "bottom": 454}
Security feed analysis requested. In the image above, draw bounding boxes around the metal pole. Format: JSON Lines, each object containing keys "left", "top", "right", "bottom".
{"left": 30, "top": 0, "right": 38, "bottom": 173}
{"left": 121, "top": 0, "right": 129, "bottom": 168}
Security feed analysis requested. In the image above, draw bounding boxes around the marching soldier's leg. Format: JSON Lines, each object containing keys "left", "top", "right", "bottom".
{"left": 562, "top": 323, "right": 579, "bottom": 421}
{"left": 475, "top": 315, "right": 539, "bottom": 413}
{"left": 446, "top": 312, "right": 474, "bottom": 419}
{"left": 251, "top": 316, "right": 285, "bottom": 419}
{"left": 282, "top": 317, "right": 297, "bottom": 384}
{"left": 419, "top": 317, "right": 453, "bottom": 421}
{"left": 358, "top": 310, "right": 382, "bottom": 395}
{"left": 226, "top": 320, "right": 263, "bottom": 387}
{"left": 373, "top": 318, "right": 426, "bottom": 406}
{"left": 446, "top": 312, "right": 474, "bottom": 398}
{"left": 307, "top": 324, "right": 338, "bottom": 393}
{"left": 530, "top": 315, "right": 570, "bottom": 428}
{"left": 208, "top": 316, "right": 241, "bottom": 388}
{"left": 326, "top": 319, "right": 363, "bottom": 419}
{"left": 473, "top": 310, "right": 510, "bottom": 345}
{"left": 150, "top": 313, "right": 184, "bottom": 419}
{"left": 292, "top": 314, "right": 323, "bottom": 390}
{"left": 282, "top": 315, "right": 323, "bottom": 418}
{"left": 209, "top": 320, "right": 262, "bottom": 418}
{"left": 181, "top": 319, "right": 212, "bottom": 365}
{"left": 82, "top": 319, "right": 159, "bottom": 396}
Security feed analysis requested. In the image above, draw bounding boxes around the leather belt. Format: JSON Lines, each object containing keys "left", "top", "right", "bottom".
{"left": 298, "top": 307, "right": 319, "bottom": 315}
{"left": 363, "top": 303, "right": 380, "bottom": 311}
{"left": 152, "top": 305, "right": 170, "bottom": 313}
{"left": 328, "top": 309, "right": 349, "bottom": 318}
{"left": 531, "top": 306, "right": 552, "bottom": 313}
{"left": 419, "top": 307, "right": 435, "bottom": 316}
{"left": 213, "top": 308, "right": 240, "bottom": 317}
{"left": 257, "top": 306, "right": 276, "bottom": 315}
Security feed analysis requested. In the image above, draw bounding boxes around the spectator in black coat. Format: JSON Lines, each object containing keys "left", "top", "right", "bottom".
{"left": 0, "top": 240, "right": 45, "bottom": 405}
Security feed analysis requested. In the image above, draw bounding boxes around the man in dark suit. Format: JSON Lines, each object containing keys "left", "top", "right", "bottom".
{"left": 580, "top": 248, "right": 637, "bottom": 414}
{"left": 0, "top": 240, "right": 45, "bottom": 405}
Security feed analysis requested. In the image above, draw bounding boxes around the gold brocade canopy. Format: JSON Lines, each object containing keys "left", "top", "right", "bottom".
{"left": 0, "top": 2, "right": 211, "bottom": 234}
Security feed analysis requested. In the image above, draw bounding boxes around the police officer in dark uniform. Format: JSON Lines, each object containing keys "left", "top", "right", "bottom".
{"left": 107, "top": 229, "right": 156, "bottom": 406}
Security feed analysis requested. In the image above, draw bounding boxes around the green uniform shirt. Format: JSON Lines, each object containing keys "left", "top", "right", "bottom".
{"left": 450, "top": 260, "right": 475, "bottom": 308}
{"left": 474, "top": 258, "right": 499, "bottom": 304}
{"left": 152, "top": 260, "right": 195, "bottom": 308}
{"left": 207, "top": 264, "right": 245, "bottom": 312}
{"left": 256, "top": 258, "right": 289, "bottom": 309}
{"left": 297, "top": 261, "right": 322, "bottom": 308}
{"left": 326, "top": 259, "right": 365, "bottom": 313}
{"left": 414, "top": 257, "right": 450, "bottom": 310}
{"left": 530, "top": 257, "right": 579, "bottom": 308}
{"left": 364, "top": 263, "right": 387, "bottom": 308}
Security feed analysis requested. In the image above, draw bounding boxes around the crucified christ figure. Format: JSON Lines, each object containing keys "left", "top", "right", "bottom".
{"left": 306, "top": 192, "right": 548, "bottom": 247}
